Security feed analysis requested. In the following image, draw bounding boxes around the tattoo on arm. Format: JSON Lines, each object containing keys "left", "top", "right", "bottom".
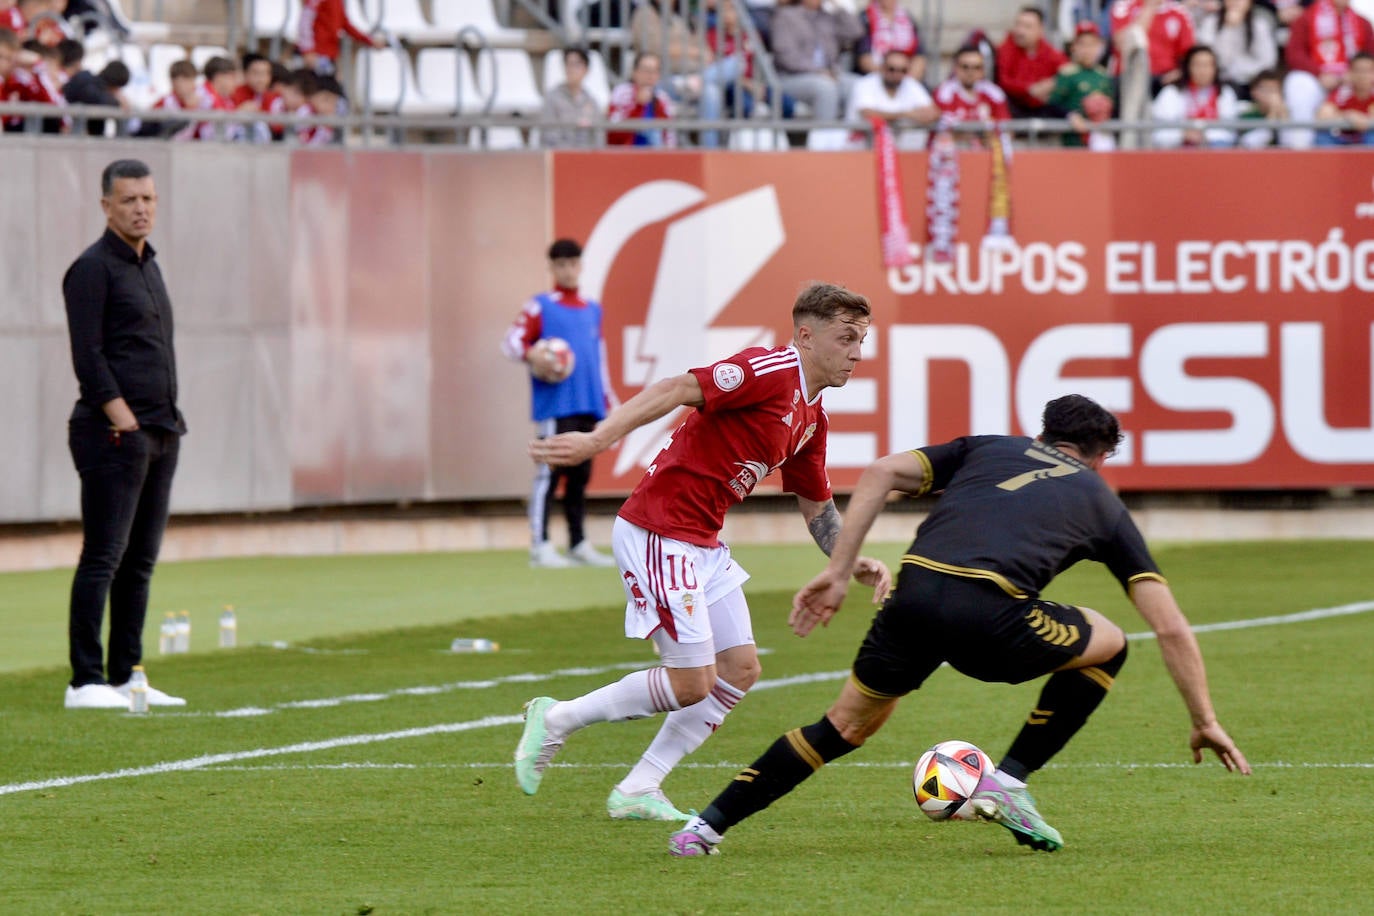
{"left": 807, "top": 500, "right": 842, "bottom": 556}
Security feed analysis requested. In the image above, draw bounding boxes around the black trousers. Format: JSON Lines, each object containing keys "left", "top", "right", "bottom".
{"left": 532, "top": 413, "right": 597, "bottom": 547}
{"left": 67, "top": 418, "right": 180, "bottom": 688}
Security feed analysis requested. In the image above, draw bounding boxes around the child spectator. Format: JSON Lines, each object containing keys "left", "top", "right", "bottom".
{"left": 232, "top": 52, "right": 279, "bottom": 143}
{"left": 16, "top": 38, "right": 67, "bottom": 132}
{"left": 1282, "top": 0, "right": 1374, "bottom": 147}
{"left": 1316, "top": 51, "right": 1374, "bottom": 144}
{"left": 995, "top": 5, "right": 1067, "bottom": 117}
{"left": 63, "top": 56, "right": 128, "bottom": 135}
{"left": 1048, "top": 22, "right": 1116, "bottom": 148}
{"left": 541, "top": 46, "right": 600, "bottom": 148}
{"left": 275, "top": 67, "right": 316, "bottom": 142}
{"left": 607, "top": 51, "right": 675, "bottom": 146}
{"left": 855, "top": 0, "right": 924, "bottom": 81}
{"left": 302, "top": 72, "right": 345, "bottom": 145}
{"left": 197, "top": 55, "right": 243, "bottom": 141}
{"left": 1237, "top": 69, "right": 1290, "bottom": 147}
{"left": 297, "top": 0, "right": 382, "bottom": 75}
{"left": 1151, "top": 44, "right": 1239, "bottom": 147}
{"left": 934, "top": 44, "right": 1011, "bottom": 146}
{"left": 1195, "top": 0, "right": 1278, "bottom": 98}
{"left": 143, "top": 58, "right": 200, "bottom": 139}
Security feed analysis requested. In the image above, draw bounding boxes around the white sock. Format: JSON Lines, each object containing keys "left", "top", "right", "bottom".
{"left": 994, "top": 768, "right": 1027, "bottom": 789}
{"left": 545, "top": 667, "right": 682, "bottom": 738}
{"left": 617, "top": 677, "right": 746, "bottom": 795}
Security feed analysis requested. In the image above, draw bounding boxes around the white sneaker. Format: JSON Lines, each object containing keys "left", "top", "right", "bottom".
{"left": 568, "top": 541, "right": 616, "bottom": 567}
{"left": 113, "top": 681, "right": 187, "bottom": 706}
{"left": 530, "top": 542, "right": 573, "bottom": 568}
{"left": 64, "top": 683, "right": 129, "bottom": 709}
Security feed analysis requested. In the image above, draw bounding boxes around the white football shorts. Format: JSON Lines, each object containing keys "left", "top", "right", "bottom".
{"left": 612, "top": 516, "right": 752, "bottom": 662}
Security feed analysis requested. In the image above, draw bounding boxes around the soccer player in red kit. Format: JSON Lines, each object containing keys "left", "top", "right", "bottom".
{"left": 515, "top": 282, "right": 893, "bottom": 821}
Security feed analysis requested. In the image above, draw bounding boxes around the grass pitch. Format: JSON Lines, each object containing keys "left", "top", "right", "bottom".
{"left": 1, "top": 540, "right": 1372, "bottom": 914}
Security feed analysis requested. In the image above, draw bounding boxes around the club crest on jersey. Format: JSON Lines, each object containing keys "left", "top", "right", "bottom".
{"left": 623, "top": 570, "right": 649, "bottom": 615}
{"left": 682, "top": 593, "right": 696, "bottom": 617}
{"left": 792, "top": 389, "right": 800, "bottom": 405}
{"left": 796, "top": 422, "right": 818, "bottom": 453}
{"left": 713, "top": 363, "right": 744, "bottom": 391}
{"left": 728, "top": 459, "right": 772, "bottom": 499}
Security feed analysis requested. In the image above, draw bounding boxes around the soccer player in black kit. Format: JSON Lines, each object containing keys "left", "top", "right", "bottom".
{"left": 669, "top": 394, "right": 1251, "bottom": 856}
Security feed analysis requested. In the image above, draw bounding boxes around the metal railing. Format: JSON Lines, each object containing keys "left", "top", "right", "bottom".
{"left": 5, "top": 98, "right": 1371, "bottom": 152}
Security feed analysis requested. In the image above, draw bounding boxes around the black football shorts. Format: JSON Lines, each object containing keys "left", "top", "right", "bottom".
{"left": 851, "top": 564, "right": 1094, "bottom": 698}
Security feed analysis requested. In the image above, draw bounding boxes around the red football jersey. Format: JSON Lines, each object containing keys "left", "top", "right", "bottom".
{"left": 617, "top": 345, "right": 832, "bottom": 547}
{"left": 934, "top": 78, "right": 1011, "bottom": 123}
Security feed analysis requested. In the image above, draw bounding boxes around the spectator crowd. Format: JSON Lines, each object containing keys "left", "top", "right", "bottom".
{"left": 2, "top": 0, "right": 1372, "bottom": 148}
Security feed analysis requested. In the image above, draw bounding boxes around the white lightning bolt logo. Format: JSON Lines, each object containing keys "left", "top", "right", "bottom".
{"left": 580, "top": 183, "right": 788, "bottom": 477}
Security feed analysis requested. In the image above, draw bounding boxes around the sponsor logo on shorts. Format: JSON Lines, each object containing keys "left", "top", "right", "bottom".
{"left": 713, "top": 363, "right": 744, "bottom": 391}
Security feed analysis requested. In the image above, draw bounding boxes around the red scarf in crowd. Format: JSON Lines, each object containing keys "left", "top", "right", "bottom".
{"left": 925, "top": 116, "right": 959, "bottom": 263}
{"left": 1311, "top": 0, "right": 1361, "bottom": 72}
{"left": 1183, "top": 83, "right": 1220, "bottom": 119}
{"left": 867, "top": 2, "right": 918, "bottom": 57}
{"left": 872, "top": 119, "right": 913, "bottom": 268}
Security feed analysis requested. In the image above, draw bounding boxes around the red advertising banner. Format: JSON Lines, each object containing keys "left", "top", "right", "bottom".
{"left": 553, "top": 149, "right": 1374, "bottom": 494}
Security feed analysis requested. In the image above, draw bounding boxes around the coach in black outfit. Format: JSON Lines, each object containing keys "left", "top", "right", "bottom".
{"left": 62, "top": 159, "right": 187, "bottom": 710}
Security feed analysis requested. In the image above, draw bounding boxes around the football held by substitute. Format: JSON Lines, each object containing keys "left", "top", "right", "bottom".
{"left": 515, "top": 283, "right": 892, "bottom": 822}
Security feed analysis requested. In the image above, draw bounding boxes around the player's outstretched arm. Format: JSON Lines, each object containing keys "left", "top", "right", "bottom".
{"left": 528, "top": 372, "right": 703, "bottom": 467}
{"left": 1130, "top": 579, "right": 1252, "bottom": 775}
{"left": 790, "top": 451, "right": 927, "bottom": 637}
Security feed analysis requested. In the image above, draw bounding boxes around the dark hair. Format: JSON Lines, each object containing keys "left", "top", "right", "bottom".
{"left": 548, "top": 238, "right": 583, "bottom": 260}
{"left": 1181, "top": 44, "right": 1217, "bottom": 87}
{"left": 98, "top": 60, "right": 131, "bottom": 88}
{"left": 169, "top": 59, "right": 197, "bottom": 81}
{"left": 1249, "top": 68, "right": 1281, "bottom": 88}
{"left": 101, "top": 159, "right": 151, "bottom": 197}
{"left": 1017, "top": 5, "right": 1045, "bottom": 23}
{"left": 57, "top": 38, "right": 85, "bottom": 68}
{"left": 1206, "top": 0, "right": 1258, "bottom": 55}
{"left": 633, "top": 51, "right": 661, "bottom": 70}
{"left": 242, "top": 51, "right": 270, "bottom": 71}
{"left": 313, "top": 74, "right": 344, "bottom": 97}
{"left": 792, "top": 282, "right": 871, "bottom": 327}
{"left": 203, "top": 56, "right": 237, "bottom": 82}
{"left": 563, "top": 46, "right": 590, "bottom": 67}
{"left": 1040, "top": 395, "right": 1122, "bottom": 459}
{"left": 286, "top": 68, "right": 318, "bottom": 94}
{"left": 1353, "top": 52, "right": 1374, "bottom": 66}
{"left": 954, "top": 45, "right": 983, "bottom": 62}
{"left": 270, "top": 61, "right": 291, "bottom": 85}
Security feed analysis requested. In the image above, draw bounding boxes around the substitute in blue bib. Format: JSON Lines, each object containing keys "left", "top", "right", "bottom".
{"left": 501, "top": 238, "right": 619, "bottom": 568}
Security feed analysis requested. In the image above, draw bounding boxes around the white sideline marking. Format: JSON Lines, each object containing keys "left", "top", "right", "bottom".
{"left": 205, "top": 760, "right": 1374, "bottom": 772}
{"left": 0, "top": 716, "right": 520, "bottom": 797}
{"left": 2, "top": 598, "right": 1370, "bottom": 797}
{"left": 1125, "top": 599, "right": 1374, "bottom": 641}
{"left": 186, "top": 598, "right": 1374, "bottom": 719}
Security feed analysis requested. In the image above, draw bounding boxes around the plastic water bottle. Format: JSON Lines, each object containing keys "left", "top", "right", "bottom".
{"left": 159, "top": 613, "right": 177, "bottom": 655}
{"left": 174, "top": 610, "right": 191, "bottom": 653}
{"left": 451, "top": 638, "right": 499, "bottom": 653}
{"left": 128, "top": 666, "right": 149, "bottom": 714}
{"left": 219, "top": 605, "right": 237, "bottom": 649}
